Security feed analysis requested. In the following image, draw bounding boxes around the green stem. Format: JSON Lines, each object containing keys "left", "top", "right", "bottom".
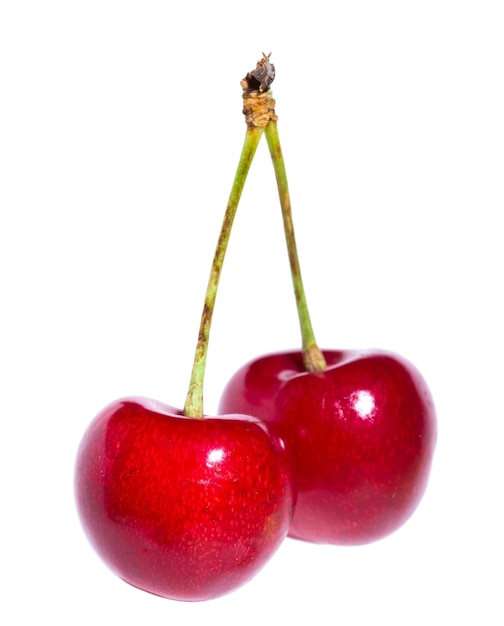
{"left": 264, "top": 119, "right": 326, "bottom": 372}
{"left": 184, "top": 126, "right": 264, "bottom": 417}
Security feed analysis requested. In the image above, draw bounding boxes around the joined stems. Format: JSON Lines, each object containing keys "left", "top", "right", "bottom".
{"left": 183, "top": 55, "right": 324, "bottom": 419}
{"left": 183, "top": 126, "right": 264, "bottom": 417}
{"left": 264, "top": 120, "right": 326, "bottom": 372}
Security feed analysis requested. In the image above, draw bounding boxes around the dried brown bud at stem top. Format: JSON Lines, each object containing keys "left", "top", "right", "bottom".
{"left": 241, "top": 53, "right": 278, "bottom": 128}
{"left": 241, "top": 52, "right": 276, "bottom": 92}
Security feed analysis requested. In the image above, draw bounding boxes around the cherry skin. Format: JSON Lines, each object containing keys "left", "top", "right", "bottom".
{"left": 219, "top": 349, "right": 437, "bottom": 545}
{"left": 74, "top": 397, "right": 295, "bottom": 601}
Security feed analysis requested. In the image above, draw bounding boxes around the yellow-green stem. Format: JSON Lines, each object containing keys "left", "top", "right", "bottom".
{"left": 264, "top": 119, "right": 326, "bottom": 372}
{"left": 184, "top": 126, "right": 264, "bottom": 417}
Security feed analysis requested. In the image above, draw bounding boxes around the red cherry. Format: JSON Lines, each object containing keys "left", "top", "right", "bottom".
{"left": 74, "top": 60, "right": 290, "bottom": 601}
{"left": 75, "top": 397, "right": 295, "bottom": 601}
{"left": 219, "top": 349, "right": 437, "bottom": 545}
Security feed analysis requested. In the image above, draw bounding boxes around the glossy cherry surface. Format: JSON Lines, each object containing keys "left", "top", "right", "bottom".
{"left": 75, "top": 397, "right": 295, "bottom": 601}
{"left": 219, "top": 349, "right": 436, "bottom": 545}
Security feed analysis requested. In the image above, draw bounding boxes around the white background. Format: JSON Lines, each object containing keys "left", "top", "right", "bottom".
{"left": 1, "top": 1, "right": 503, "bottom": 624}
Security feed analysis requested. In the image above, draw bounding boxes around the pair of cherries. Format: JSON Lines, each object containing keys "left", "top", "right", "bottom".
{"left": 75, "top": 56, "right": 437, "bottom": 602}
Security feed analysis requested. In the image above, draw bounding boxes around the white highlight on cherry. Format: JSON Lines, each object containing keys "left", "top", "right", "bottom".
{"left": 351, "top": 390, "right": 376, "bottom": 421}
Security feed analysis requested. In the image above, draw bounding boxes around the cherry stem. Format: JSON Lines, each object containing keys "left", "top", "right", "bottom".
{"left": 183, "top": 126, "right": 264, "bottom": 418}
{"left": 264, "top": 120, "right": 326, "bottom": 372}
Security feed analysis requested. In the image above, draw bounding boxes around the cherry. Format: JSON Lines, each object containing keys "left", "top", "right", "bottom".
{"left": 75, "top": 397, "right": 294, "bottom": 601}
{"left": 219, "top": 75, "right": 437, "bottom": 545}
{"left": 74, "top": 56, "right": 293, "bottom": 601}
{"left": 219, "top": 349, "right": 436, "bottom": 545}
